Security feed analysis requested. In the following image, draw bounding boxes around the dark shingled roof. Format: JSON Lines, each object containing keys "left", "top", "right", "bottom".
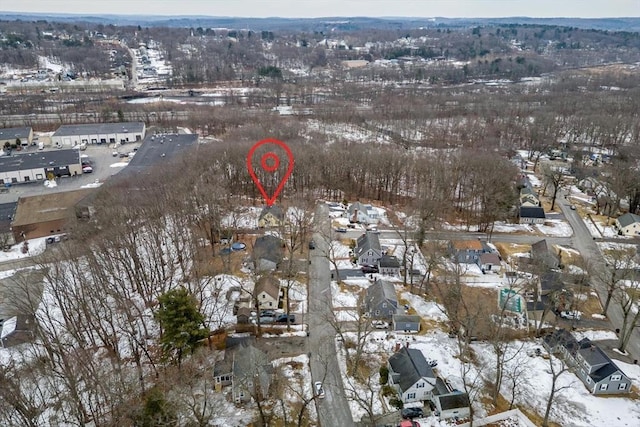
{"left": 364, "top": 279, "right": 397, "bottom": 309}
{"left": 378, "top": 254, "right": 400, "bottom": 268}
{"left": 520, "top": 206, "right": 546, "bottom": 219}
{"left": 388, "top": 346, "right": 434, "bottom": 392}
{"left": 356, "top": 232, "right": 381, "bottom": 258}
{"left": 0, "top": 149, "right": 80, "bottom": 174}
{"left": 253, "top": 235, "right": 284, "bottom": 264}
{"left": 259, "top": 205, "right": 284, "bottom": 221}
{"left": 52, "top": 122, "right": 145, "bottom": 137}
{"left": 436, "top": 392, "right": 471, "bottom": 411}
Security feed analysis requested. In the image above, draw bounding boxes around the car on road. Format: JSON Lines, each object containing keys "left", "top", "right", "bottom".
{"left": 276, "top": 314, "right": 296, "bottom": 323}
{"left": 401, "top": 406, "right": 424, "bottom": 419}
{"left": 361, "top": 265, "right": 379, "bottom": 274}
{"left": 82, "top": 165, "right": 93, "bottom": 173}
{"left": 570, "top": 205, "right": 576, "bottom": 210}
{"left": 314, "top": 381, "right": 325, "bottom": 399}
{"left": 309, "top": 240, "right": 316, "bottom": 250}
{"left": 560, "top": 310, "right": 582, "bottom": 320}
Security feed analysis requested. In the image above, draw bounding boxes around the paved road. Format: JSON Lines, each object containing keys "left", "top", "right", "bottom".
{"left": 309, "top": 203, "right": 355, "bottom": 427}
{"left": 557, "top": 190, "right": 640, "bottom": 361}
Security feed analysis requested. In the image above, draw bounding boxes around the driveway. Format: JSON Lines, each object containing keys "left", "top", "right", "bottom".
{"left": 309, "top": 203, "right": 355, "bottom": 427}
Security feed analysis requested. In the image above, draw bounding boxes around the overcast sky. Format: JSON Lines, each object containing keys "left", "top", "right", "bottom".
{"left": 1, "top": 1, "right": 638, "bottom": 19}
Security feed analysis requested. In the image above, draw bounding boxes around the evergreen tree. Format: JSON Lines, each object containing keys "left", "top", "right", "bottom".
{"left": 155, "top": 287, "right": 209, "bottom": 366}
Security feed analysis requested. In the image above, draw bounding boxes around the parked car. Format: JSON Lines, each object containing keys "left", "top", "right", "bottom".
{"left": 82, "top": 165, "right": 93, "bottom": 173}
{"left": 260, "top": 310, "right": 276, "bottom": 317}
{"left": 276, "top": 314, "right": 296, "bottom": 323}
{"left": 570, "top": 204, "right": 576, "bottom": 210}
{"left": 258, "top": 316, "right": 275, "bottom": 324}
{"left": 372, "top": 320, "right": 388, "bottom": 329}
{"left": 314, "top": 381, "right": 325, "bottom": 399}
{"left": 560, "top": 310, "right": 582, "bottom": 320}
{"left": 361, "top": 265, "right": 379, "bottom": 274}
{"left": 335, "top": 227, "right": 347, "bottom": 233}
{"left": 401, "top": 406, "right": 424, "bottom": 419}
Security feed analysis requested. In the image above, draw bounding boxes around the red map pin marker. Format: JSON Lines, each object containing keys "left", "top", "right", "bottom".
{"left": 247, "top": 138, "right": 294, "bottom": 206}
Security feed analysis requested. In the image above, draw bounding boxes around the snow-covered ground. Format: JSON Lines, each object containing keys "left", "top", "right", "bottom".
{"left": 0, "top": 236, "right": 48, "bottom": 262}
{"left": 444, "top": 219, "right": 573, "bottom": 237}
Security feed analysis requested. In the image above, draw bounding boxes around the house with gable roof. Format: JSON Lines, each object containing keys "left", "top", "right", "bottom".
{"left": 448, "top": 240, "right": 487, "bottom": 264}
{"left": 362, "top": 279, "right": 397, "bottom": 320}
{"left": 258, "top": 205, "right": 285, "bottom": 228}
{"left": 355, "top": 232, "right": 382, "bottom": 266}
{"left": 615, "top": 213, "right": 640, "bottom": 236}
{"left": 347, "top": 202, "right": 379, "bottom": 225}
{"left": 543, "top": 329, "right": 631, "bottom": 395}
{"left": 252, "top": 235, "right": 284, "bottom": 272}
{"left": 254, "top": 274, "right": 282, "bottom": 310}
{"left": 388, "top": 346, "right": 437, "bottom": 403}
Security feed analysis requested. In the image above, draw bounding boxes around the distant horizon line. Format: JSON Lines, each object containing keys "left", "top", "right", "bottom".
{"left": 1, "top": 12, "right": 638, "bottom": 20}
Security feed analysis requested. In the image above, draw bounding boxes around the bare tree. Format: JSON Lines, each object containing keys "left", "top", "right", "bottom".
{"left": 542, "top": 354, "right": 571, "bottom": 427}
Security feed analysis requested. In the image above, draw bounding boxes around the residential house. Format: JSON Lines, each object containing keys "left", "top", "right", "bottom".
{"left": 252, "top": 235, "right": 284, "bottom": 272}
{"left": 258, "top": 205, "right": 285, "bottom": 228}
{"left": 449, "top": 240, "right": 485, "bottom": 264}
{"left": 543, "top": 329, "right": 631, "bottom": 395}
{"left": 362, "top": 279, "right": 397, "bottom": 320}
{"left": 378, "top": 254, "right": 401, "bottom": 275}
{"left": 615, "top": 213, "right": 640, "bottom": 236}
{"left": 392, "top": 314, "right": 421, "bottom": 333}
{"left": 254, "top": 275, "right": 281, "bottom": 310}
{"left": 519, "top": 187, "right": 540, "bottom": 207}
{"left": 232, "top": 344, "right": 272, "bottom": 403}
{"left": 347, "top": 202, "right": 378, "bottom": 225}
{"left": 388, "top": 346, "right": 437, "bottom": 403}
{"left": 477, "top": 253, "right": 502, "bottom": 273}
{"left": 519, "top": 206, "right": 546, "bottom": 224}
{"left": 531, "top": 239, "right": 560, "bottom": 270}
{"left": 355, "top": 232, "right": 382, "bottom": 266}
{"left": 433, "top": 391, "right": 471, "bottom": 420}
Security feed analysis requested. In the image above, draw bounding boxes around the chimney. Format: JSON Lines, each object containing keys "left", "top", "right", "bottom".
{"left": 352, "top": 208, "right": 358, "bottom": 223}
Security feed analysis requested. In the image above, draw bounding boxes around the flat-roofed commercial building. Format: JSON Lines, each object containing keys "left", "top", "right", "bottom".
{"left": 0, "top": 149, "right": 82, "bottom": 185}
{"left": 51, "top": 122, "right": 145, "bottom": 147}
{"left": 11, "top": 188, "right": 96, "bottom": 241}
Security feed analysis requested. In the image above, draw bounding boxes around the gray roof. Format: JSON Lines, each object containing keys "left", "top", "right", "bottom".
{"left": 479, "top": 253, "right": 501, "bottom": 265}
{"left": 617, "top": 213, "right": 640, "bottom": 228}
{"left": 233, "top": 344, "right": 271, "bottom": 395}
{"left": 392, "top": 314, "right": 422, "bottom": 329}
{"left": 52, "top": 122, "right": 145, "bottom": 137}
{"left": 253, "top": 235, "right": 284, "bottom": 264}
{"left": 122, "top": 133, "right": 198, "bottom": 176}
{"left": 356, "top": 232, "right": 381, "bottom": 258}
{"left": 0, "top": 202, "right": 17, "bottom": 234}
{"left": 365, "top": 279, "right": 397, "bottom": 308}
{"left": 388, "top": 346, "right": 435, "bottom": 392}
{"left": 0, "top": 149, "right": 80, "bottom": 173}
{"left": 519, "top": 206, "right": 545, "bottom": 219}
{"left": 543, "top": 329, "right": 578, "bottom": 353}
{"left": 0, "top": 127, "right": 31, "bottom": 140}
{"left": 259, "top": 205, "right": 284, "bottom": 221}
{"left": 436, "top": 392, "right": 470, "bottom": 410}
{"left": 378, "top": 255, "right": 400, "bottom": 268}
{"left": 576, "top": 338, "right": 627, "bottom": 383}
{"left": 348, "top": 201, "right": 371, "bottom": 215}
{"left": 531, "top": 240, "right": 559, "bottom": 268}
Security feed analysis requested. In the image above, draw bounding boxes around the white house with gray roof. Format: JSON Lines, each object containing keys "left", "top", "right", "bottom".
{"left": 355, "top": 231, "right": 382, "bottom": 266}
{"left": 347, "top": 202, "right": 379, "bottom": 224}
{"left": 51, "top": 122, "right": 145, "bottom": 147}
{"left": 388, "top": 346, "right": 437, "bottom": 403}
{"left": 615, "top": 213, "right": 640, "bottom": 236}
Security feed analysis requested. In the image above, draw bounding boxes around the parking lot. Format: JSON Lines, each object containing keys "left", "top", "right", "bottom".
{"left": 0, "top": 142, "right": 142, "bottom": 204}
